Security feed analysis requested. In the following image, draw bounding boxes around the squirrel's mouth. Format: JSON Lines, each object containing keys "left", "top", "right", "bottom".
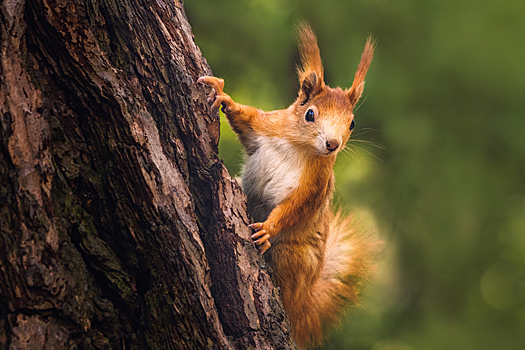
{"left": 322, "top": 145, "right": 340, "bottom": 156}
{"left": 319, "top": 148, "right": 338, "bottom": 157}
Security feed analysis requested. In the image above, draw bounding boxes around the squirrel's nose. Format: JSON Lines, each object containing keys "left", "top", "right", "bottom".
{"left": 326, "top": 139, "right": 340, "bottom": 152}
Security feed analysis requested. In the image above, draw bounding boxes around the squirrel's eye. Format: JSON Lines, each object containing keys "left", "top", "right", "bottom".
{"left": 305, "top": 108, "right": 315, "bottom": 122}
{"left": 349, "top": 120, "right": 355, "bottom": 131}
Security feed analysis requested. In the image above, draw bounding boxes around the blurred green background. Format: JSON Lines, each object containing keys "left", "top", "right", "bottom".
{"left": 185, "top": 1, "right": 525, "bottom": 349}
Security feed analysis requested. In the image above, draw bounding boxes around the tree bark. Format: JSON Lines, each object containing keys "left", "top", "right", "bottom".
{"left": 0, "top": 0, "right": 295, "bottom": 349}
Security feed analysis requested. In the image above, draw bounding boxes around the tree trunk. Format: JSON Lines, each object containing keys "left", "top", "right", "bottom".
{"left": 0, "top": 0, "right": 295, "bottom": 349}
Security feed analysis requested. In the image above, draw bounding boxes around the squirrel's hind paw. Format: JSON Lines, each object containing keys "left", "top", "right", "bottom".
{"left": 250, "top": 223, "right": 272, "bottom": 254}
{"left": 258, "top": 241, "right": 271, "bottom": 254}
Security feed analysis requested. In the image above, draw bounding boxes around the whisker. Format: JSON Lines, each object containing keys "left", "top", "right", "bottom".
{"left": 351, "top": 127, "right": 378, "bottom": 137}
{"left": 347, "top": 143, "right": 384, "bottom": 162}
{"left": 341, "top": 145, "right": 358, "bottom": 158}
{"left": 341, "top": 145, "right": 369, "bottom": 165}
{"left": 353, "top": 94, "right": 368, "bottom": 113}
{"left": 348, "top": 139, "right": 386, "bottom": 149}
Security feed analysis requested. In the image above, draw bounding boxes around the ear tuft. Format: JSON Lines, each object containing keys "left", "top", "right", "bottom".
{"left": 347, "top": 36, "right": 376, "bottom": 106}
{"left": 297, "top": 23, "right": 324, "bottom": 104}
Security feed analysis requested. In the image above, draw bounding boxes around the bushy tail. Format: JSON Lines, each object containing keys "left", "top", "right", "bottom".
{"left": 292, "top": 210, "right": 380, "bottom": 349}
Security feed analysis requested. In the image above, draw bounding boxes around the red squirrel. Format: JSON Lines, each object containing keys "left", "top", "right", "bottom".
{"left": 198, "top": 23, "right": 378, "bottom": 349}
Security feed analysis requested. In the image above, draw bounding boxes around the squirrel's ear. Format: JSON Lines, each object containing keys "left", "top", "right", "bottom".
{"left": 347, "top": 81, "right": 365, "bottom": 107}
{"left": 297, "top": 23, "right": 324, "bottom": 105}
{"left": 299, "top": 71, "right": 322, "bottom": 105}
{"left": 347, "top": 36, "right": 375, "bottom": 106}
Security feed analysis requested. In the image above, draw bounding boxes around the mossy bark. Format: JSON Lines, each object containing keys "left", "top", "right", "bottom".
{"left": 0, "top": 0, "right": 295, "bottom": 349}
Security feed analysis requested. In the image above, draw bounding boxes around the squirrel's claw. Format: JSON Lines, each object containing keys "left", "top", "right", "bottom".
{"left": 249, "top": 222, "right": 263, "bottom": 231}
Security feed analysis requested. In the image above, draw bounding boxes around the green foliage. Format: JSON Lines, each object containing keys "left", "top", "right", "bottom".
{"left": 186, "top": 1, "right": 525, "bottom": 349}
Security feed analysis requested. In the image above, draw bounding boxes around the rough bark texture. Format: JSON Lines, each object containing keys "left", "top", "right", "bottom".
{"left": 0, "top": 0, "right": 295, "bottom": 349}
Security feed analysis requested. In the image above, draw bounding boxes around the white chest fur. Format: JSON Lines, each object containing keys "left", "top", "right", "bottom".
{"left": 241, "top": 136, "right": 306, "bottom": 221}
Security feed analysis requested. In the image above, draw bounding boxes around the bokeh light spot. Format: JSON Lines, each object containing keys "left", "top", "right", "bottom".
{"left": 480, "top": 262, "right": 524, "bottom": 310}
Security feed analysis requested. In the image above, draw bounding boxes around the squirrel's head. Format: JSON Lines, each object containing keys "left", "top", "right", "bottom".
{"left": 292, "top": 23, "right": 375, "bottom": 157}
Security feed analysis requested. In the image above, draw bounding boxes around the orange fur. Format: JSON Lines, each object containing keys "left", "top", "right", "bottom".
{"left": 198, "top": 24, "right": 377, "bottom": 349}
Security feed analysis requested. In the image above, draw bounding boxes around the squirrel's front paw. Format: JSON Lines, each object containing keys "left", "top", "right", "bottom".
{"left": 249, "top": 222, "right": 271, "bottom": 254}
{"left": 197, "top": 76, "right": 236, "bottom": 113}
{"left": 197, "top": 76, "right": 224, "bottom": 92}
